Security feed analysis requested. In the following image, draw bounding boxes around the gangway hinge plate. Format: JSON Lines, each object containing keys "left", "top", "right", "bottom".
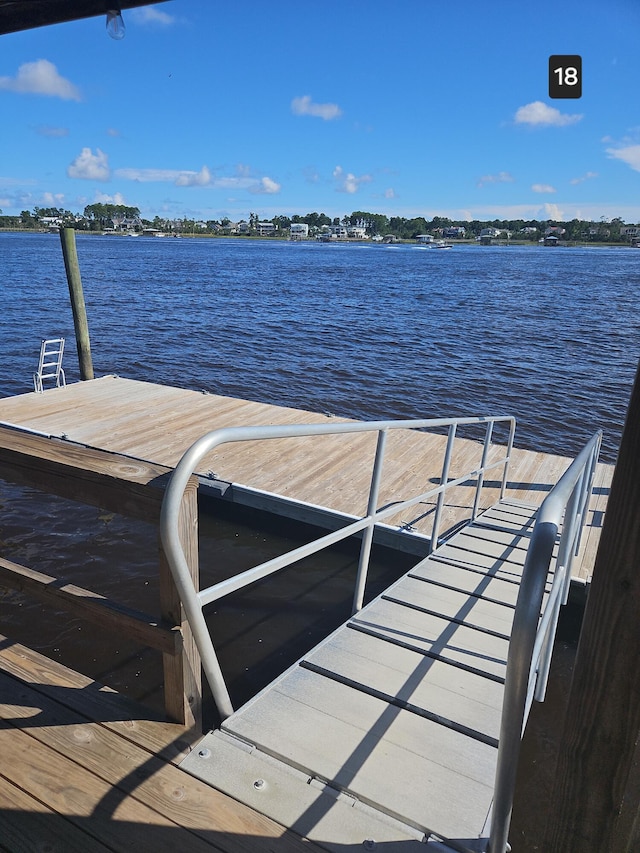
{"left": 180, "top": 728, "right": 445, "bottom": 851}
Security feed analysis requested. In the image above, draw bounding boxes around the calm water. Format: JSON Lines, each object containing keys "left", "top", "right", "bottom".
{"left": 0, "top": 233, "right": 638, "bottom": 713}
{"left": 2, "top": 232, "right": 638, "bottom": 462}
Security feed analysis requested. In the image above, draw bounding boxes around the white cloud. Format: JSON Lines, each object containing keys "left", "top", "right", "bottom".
{"left": 333, "top": 165, "right": 372, "bottom": 194}
{"left": 606, "top": 144, "right": 640, "bottom": 172}
{"left": 94, "top": 191, "right": 126, "bottom": 204}
{"left": 115, "top": 167, "right": 181, "bottom": 182}
{"left": 249, "top": 176, "right": 281, "bottom": 194}
{"left": 107, "top": 128, "right": 121, "bottom": 137}
{"left": 570, "top": 171, "right": 598, "bottom": 185}
{"left": 514, "top": 101, "right": 582, "bottom": 127}
{"left": 291, "top": 95, "right": 342, "bottom": 120}
{"left": 531, "top": 183, "right": 556, "bottom": 193}
{"left": 36, "top": 125, "right": 69, "bottom": 138}
{"left": 0, "top": 59, "right": 81, "bottom": 101}
{"left": 42, "top": 192, "right": 65, "bottom": 205}
{"left": 67, "top": 148, "right": 110, "bottom": 181}
{"left": 130, "top": 7, "right": 176, "bottom": 26}
{"left": 539, "top": 203, "right": 564, "bottom": 220}
{"left": 385, "top": 188, "right": 396, "bottom": 199}
{"left": 175, "top": 166, "right": 212, "bottom": 187}
{"left": 477, "top": 171, "right": 514, "bottom": 188}
{"left": 115, "top": 166, "right": 212, "bottom": 186}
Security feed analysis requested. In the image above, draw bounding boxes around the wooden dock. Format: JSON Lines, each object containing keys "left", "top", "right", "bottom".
{"left": 0, "top": 632, "right": 325, "bottom": 852}
{"left": 0, "top": 375, "right": 612, "bottom": 580}
{"left": 0, "top": 376, "right": 614, "bottom": 852}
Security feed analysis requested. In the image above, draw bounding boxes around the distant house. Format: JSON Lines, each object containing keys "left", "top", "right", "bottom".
{"left": 290, "top": 223, "right": 309, "bottom": 239}
{"left": 347, "top": 225, "right": 367, "bottom": 239}
{"left": 544, "top": 226, "right": 566, "bottom": 237}
{"left": 621, "top": 226, "right": 640, "bottom": 239}
{"left": 257, "top": 221, "right": 276, "bottom": 236}
{"left": 329, "top": 225, "right": 348, "bottom": 239}
{"left": 480, "top": 227, "right": 502, "bottom": 238}
{"left": 443, "top": 226, "right": 466, "bottom": 238}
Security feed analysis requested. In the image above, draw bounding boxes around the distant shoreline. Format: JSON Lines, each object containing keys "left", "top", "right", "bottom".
{"left": 0, "top": 228, "right": 635, "bottom": 249}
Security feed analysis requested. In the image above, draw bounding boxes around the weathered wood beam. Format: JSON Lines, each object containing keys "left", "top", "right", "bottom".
{"left": 159, "top": 479, "right": 202, "bottom": 730}
{"left": 0, "top": 423, "right": 203, "bottom": 730}
{"left": 0, "top": 557, "right": 181, "bottom": 656}
{"left": 0, "top": 425, "right": 169, "bottom": 521}
{"left": 543, "top": 361, "right": 640, "bottom": 851}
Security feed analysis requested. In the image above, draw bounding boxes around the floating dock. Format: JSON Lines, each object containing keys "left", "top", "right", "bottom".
{"left": 0, "top": 376, "right": 614, "bottom": 851}
{"left": 0, "top": 375, "right": 611, "bottom": 579}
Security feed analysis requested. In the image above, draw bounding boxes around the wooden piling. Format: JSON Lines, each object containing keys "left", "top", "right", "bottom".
{"left": 543, "top": 361, "right": 640, "bottom": 851}
{"left": 59, "top": 227, "right": 94, "bottom": 381}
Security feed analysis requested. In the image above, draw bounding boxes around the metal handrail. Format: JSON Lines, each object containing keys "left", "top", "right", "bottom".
{"left": 489, "top": 429, "right": 602, "bottom": 853}
{"left": 160, "top": 414, "right": 515, "bottom": 720}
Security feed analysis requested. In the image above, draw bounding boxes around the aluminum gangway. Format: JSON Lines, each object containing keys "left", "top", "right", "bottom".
{"left": 160, "top": 417, "right": 601, "bottom": 853}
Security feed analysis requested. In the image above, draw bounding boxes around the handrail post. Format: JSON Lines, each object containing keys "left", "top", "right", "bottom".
{"left": 158, "top": 476, "right": 202, "bottom": 729}
{"left": 430, "top": 424, "right": 457, "bottom": 554}
{"left": 472, "top": 421, "right": 494, "bottom": 519}
{"left": 352, "top": 429, "right": 388, "bottom": 613}
{"left": 500, "top": 419, "right": 516, "bottom": 499}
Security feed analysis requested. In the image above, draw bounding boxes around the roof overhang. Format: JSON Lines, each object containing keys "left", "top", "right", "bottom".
{"left": 0, "top": 1, "right": 170, "bottom": 36}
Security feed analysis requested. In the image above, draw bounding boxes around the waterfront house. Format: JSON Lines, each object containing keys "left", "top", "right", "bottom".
{"left": 290, "top": 223, "right": 309, "bottom": 239}
{"left": 257, "top": 221, "right": 277, "bottom": 236}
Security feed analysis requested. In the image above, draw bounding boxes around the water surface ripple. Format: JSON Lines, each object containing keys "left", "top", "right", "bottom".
{"left": 2, "top": 233, "right": 639, "bottom": 463}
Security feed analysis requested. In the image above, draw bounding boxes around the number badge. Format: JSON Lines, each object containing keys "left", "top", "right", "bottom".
{"left": 549, "top": 55, "right": 582, "bottom": 98}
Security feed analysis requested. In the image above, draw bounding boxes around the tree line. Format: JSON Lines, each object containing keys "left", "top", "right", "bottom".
{"left": 0, "top": 204, "right": 636, "bottom": 243}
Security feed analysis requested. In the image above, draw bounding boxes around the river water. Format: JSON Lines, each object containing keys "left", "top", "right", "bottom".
{"left": 3, "top": 232, "right": 639, "bottom": 462}
{"left": 0, "top": 233, "right": 638, "bottom": 718}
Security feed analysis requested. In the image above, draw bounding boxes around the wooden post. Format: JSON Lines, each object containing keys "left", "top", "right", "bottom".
{"left": 543, "top": 361, "right": 640, "bottom": 851}
{"left": 59, "top": 227, "right": 94, "bottom": 380}
{"left": 158, "top": 476, "right": 202, "bottom": 731}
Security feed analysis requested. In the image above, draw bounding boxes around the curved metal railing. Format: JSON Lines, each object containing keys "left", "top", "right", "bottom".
{"left": 159, "top": 414, "right": 515, "bottom": 720}
{"left": 489, "top": 429, "right": 602, "bottom": 853}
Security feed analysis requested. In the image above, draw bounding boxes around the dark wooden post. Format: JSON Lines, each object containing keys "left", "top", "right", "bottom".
{"left": 158, "top": 476, "right": 202, "bottom": 731}
{"left": 543, "top": 361, "right": 640, "bottom": 851}
{"left": 59, "top": 227, "right": 94, "bottom": 380}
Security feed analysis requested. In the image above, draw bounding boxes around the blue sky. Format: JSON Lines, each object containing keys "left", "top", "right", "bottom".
{"left": 1, "top": 0, "right": 639, "bottom": 224}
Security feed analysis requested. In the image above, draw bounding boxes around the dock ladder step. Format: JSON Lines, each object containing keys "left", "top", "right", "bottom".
{"left": 33, "top": 337, "right": 66, "bottom": 393}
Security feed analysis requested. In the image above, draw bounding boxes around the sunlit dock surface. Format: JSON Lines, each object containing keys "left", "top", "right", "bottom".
{"left": 0, "top": 375, "right": 611, "bottom": 580}
{"left": 0, "top": 634, "right": 325, "bottom": 852}
{"left": 0, "top": 376, "right": 613, "bottom": 851}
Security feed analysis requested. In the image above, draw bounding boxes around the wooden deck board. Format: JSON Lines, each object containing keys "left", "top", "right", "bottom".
{"left": 0, "top": 376, "right": 613, "bottom": 579}
{"left": 0, "top": 635, "right": 327, "bottom": 853}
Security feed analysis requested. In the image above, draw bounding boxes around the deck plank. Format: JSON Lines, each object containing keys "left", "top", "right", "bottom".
{"left": 0, "top": 637, "right": 326, "bottom": 853}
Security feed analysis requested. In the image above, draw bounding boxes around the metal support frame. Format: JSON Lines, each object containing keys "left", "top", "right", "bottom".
{"left": 160, "top": 414, "right": 515, "bottom": 722}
